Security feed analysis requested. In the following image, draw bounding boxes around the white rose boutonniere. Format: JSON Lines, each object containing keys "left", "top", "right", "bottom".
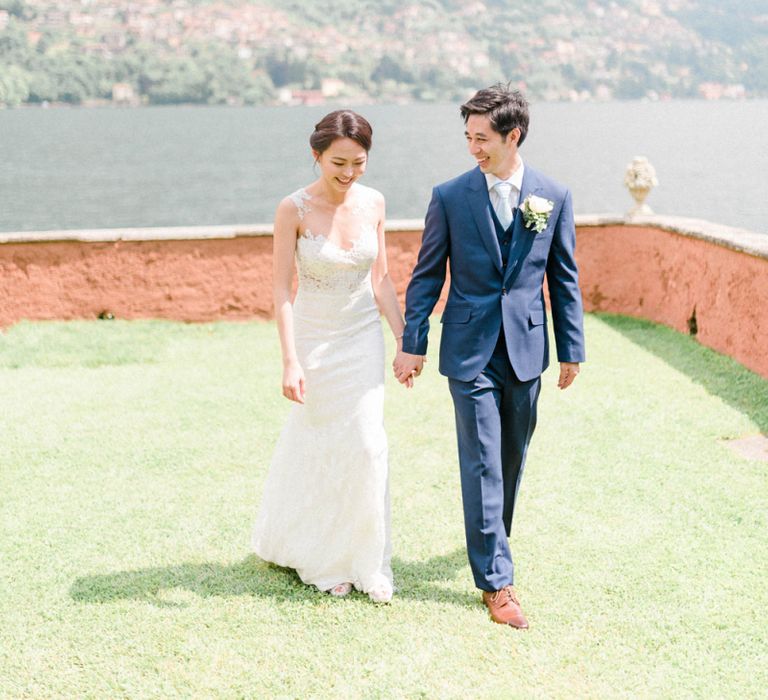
{"left": 520, "top": 194, "right": 554, "bottom": 233}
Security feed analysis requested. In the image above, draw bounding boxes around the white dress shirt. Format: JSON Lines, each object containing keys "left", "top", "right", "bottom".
{"left": 485, "top": 161, "right": 525, "bottom": 224}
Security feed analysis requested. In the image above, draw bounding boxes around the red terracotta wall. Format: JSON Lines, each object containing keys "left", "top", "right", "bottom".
{"left": 0, "top": 237, "right": 274, "bottom": 322}
{"left": 1, "top": 224, "right": 766, "bottom": 379}
{"left": 383, "top": 230, "right": 450, "bottom": 310}
{"left": 575, "top": 225, "right": 768, "bottom": 379}
{"left": 0, "top": 229, "right": 439, "bottom": 325}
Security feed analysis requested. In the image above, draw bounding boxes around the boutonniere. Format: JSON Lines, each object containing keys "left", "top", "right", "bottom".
{"left": 520, "top": 194, "right": 554, "bottom": 233}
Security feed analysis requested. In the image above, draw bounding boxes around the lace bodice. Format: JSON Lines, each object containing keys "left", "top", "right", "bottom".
{"left": 289, "top": 188, "right": 379, "bottom": 294}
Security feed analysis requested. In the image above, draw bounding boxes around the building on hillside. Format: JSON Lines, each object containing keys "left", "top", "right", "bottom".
{"left": 112, "top": 83, "right": 138, "bottom": 106}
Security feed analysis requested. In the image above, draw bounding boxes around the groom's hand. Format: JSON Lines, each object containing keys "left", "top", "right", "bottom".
{"left": 557, "top": 362, "right": 580, "bottom": 390}
{"left": 393, "top": 350, "right": 424, "bottom": 387}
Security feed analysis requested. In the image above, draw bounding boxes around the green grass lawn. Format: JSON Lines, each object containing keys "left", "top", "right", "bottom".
{"left": 1, "top": 314, "right": 766, "bottom": 698}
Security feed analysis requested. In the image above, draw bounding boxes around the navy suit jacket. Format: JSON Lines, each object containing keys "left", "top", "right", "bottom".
{"left": 402, "top": 165, "right": 586, "bottom": 382}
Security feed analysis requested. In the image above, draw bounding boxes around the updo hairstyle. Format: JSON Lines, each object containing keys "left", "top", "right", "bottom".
{"left": 309, "top": 110, "right": 373, "bottom": 155}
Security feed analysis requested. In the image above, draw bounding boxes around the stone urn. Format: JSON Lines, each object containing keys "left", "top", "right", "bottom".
{"left": 624, "top": 156, "right": 658, "bottom": 217}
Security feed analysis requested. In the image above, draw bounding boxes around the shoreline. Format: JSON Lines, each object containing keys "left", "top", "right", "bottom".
{"left": 3, "top": 96, "right": 766, "bottom": 110}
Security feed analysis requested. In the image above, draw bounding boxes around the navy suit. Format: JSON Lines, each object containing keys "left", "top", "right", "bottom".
{"left": 402, "top": 164, "right": 585, "bottom": 590}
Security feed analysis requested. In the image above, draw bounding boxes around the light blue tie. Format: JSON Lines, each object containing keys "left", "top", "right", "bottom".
{"left": 493, "top": 181, "right": 513, "bottom": 230}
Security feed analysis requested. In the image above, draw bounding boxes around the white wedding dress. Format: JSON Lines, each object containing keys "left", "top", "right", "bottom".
{"left": 252, "top": 186, "right": 393, "bottom": 596}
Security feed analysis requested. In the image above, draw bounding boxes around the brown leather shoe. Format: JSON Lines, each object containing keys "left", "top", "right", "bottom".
{"left": 482, "top": 585, "right": 529, "bottom": 629}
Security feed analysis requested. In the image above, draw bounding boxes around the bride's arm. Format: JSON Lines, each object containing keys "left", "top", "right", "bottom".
{"left": 369, "top": 194, "right": 414, "bottom": 385}
{"left": 273, "top": 198, "right": 305, "bottom": 403}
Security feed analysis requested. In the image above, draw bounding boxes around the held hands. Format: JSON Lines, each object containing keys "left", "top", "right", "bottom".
{"left": 557, "top": 362, "right": 580, "bottom": 390}
{"left": 393, "top": 351, "right": 577, "bottom": 389}
{"left": 392, "top": 348, "right": 425, "bottom": 388}
{"left": 282, "top": 360, "right": 306, "bottom": 403}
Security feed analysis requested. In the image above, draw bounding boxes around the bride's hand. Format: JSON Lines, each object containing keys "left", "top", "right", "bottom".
{"left": 282, "top": 361, "right": 306, "bottom": 404}
{"left": 392, "top": 349, "right": 424, "bottom": 388}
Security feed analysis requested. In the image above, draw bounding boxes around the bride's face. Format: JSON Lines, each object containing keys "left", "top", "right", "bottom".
{"left": 314, "top": 137, "right": 368, "bottom": 192}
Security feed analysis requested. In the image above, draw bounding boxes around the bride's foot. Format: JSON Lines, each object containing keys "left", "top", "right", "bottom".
{"left": 368, "top": 580, "right": 393, "bottom": 604}
{"left": 328, "top": 582, "right": 353, "bottom": 597}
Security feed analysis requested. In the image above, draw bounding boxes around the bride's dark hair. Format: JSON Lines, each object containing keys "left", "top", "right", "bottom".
{"left": 310, "top": 110, "right": 373, "bottom": 154}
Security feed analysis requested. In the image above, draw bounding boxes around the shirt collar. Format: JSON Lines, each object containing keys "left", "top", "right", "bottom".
{"left": 485, "top": 159, "right": 525, "bottom": 192}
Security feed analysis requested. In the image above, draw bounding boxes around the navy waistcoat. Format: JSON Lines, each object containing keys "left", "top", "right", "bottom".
{"left": 488, "top": 205, "right": 515, "bottom": 267}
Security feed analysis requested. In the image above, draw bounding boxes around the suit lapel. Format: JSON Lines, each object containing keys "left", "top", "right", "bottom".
{"left": 465, "top": 167, "right": 503, "bottom": 274}
{"left": 504, "top": 166, "right": 541, "bottom": 285}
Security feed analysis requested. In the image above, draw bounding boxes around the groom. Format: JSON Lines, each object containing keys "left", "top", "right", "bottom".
{"left": 394, "top": 83, "right": 585, "bottom": 629}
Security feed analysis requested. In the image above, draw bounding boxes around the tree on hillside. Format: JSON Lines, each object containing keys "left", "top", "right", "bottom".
{"left": 0, "top": 64, "right": 29, "bottom": 106}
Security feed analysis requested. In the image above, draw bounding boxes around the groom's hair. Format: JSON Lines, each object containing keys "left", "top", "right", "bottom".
{"left": 460, "top": 83, "right": 529, "bottom": 146}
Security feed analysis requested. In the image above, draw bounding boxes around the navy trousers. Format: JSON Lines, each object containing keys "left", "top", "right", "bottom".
{"left": 448, "top": 333, "right": 541, "bottom": 591}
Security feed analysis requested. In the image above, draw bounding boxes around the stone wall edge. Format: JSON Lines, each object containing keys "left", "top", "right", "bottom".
{"left": 575, "top": 214, "right": 768, "bottom": 259}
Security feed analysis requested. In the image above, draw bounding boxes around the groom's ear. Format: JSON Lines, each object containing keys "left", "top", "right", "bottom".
{"left": 506, "top": 127, "right": 521, "bottom": 146}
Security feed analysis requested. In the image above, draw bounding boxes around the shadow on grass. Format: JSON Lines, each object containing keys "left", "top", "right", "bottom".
{"left": 392, "top": 549, "right": 476, "bottom": 608}
{"left": 69, "top": 556, "right": 308, "bottom": 607}
{"left": 596, "top": 313, "right": 768, "bottom": 433}
{"left": 69, "top": 549, "right": 476, "bottom": 608}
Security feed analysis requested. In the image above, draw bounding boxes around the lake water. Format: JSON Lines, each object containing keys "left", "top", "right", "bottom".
{"left": 1, "top": 101, "right": 766, "bottom": 234}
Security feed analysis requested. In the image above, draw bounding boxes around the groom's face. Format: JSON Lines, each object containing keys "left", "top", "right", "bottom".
{"left": 465, "top": 114, "right": 519, "bottom": 178}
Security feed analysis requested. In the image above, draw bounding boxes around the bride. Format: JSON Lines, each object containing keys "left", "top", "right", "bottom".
{"left": 252, "top": 110, "right": 412, "bottom": 603}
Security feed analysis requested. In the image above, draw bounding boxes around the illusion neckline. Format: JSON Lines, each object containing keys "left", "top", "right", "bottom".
{"left": 294, "top": 186, "right": 375, "bottom": 253}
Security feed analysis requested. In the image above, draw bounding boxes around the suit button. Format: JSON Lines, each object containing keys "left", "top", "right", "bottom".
{"left": 502, "top": 238, "right": 509, "bottom": 245}
{"left": 501, "top": 288, "right": 507, "bottom": 296}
